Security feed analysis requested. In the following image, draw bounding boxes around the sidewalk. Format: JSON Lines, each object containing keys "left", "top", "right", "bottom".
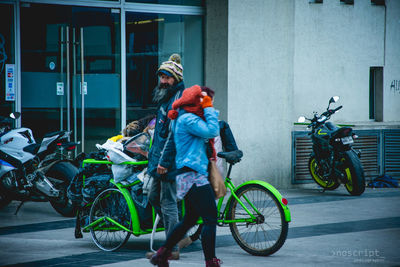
{"left": 0, "top": 186, "right": 399, "bottom": 267}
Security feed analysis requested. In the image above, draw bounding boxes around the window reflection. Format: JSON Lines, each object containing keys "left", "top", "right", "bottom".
{"left": 126, "top": 12, "right": 203, "bottom": 122}
{"left": 0, "top": 4, "right": 15, "bottom": 117}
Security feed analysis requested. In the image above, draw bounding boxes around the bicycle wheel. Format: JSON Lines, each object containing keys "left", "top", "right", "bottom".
{"left": 227, "top": 184, "right": 288, "bottom": 256}
{"left": 89, "top": 188, "right": 132, "bottom": 251}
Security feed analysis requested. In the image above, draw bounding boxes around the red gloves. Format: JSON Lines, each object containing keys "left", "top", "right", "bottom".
{"left": 201, "top": 96, "right": 213, "bottom": 109}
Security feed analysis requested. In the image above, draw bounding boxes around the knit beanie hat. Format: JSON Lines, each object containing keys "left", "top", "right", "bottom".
{"left": 168, "top": 85, "right": 203, "bottom": 120}
{"left": 157, "top": 53, "right": 183, "bottom": 83}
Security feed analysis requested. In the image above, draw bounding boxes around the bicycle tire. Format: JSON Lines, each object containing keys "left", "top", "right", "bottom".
{"left": 227, "top": 184, "right": 288, "bottom": 256}
{"left": 89, "top": 188, "right": 132, "bottom": 251}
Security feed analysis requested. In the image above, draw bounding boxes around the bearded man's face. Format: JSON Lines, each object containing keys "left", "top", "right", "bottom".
{"left": 159, "top": 74, "right": 175, "bottom": 87}
{"left": 152, "top": 74, "right": 177, "bottom": 103}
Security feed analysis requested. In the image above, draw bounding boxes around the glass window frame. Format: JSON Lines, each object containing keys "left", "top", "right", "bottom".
{"left": 10, "top": 0, "right": 204, "bottom": 130}
{"left": 121, "top": 2, "right": 204, "bottom": 129}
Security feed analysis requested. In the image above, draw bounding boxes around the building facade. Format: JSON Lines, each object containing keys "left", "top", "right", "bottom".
{"left": 205, "top": 0, "right": 400, "bottom": 187}
{"left": 1, "top": 0, "right": 399, "bottom": 188}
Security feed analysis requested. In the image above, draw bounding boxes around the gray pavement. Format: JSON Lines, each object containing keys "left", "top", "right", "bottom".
{"left": 0, "top": 185, "right": 399, "bottom": 267}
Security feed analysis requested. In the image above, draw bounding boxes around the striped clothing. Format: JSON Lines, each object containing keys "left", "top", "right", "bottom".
{"left": 176, "top": 171, "right": 209, "bottom": 200}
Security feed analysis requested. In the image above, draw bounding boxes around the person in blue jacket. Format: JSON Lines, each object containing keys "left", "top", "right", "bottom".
{"left": 150, "top": 85, "right": 222, "bottom": 267}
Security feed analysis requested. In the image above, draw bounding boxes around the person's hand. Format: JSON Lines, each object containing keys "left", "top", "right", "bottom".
{"left": 157, "top": 164, "right": 168, "bottom": 175}
{"left": 201, "top": 95, "right": 213, "bottom": 109}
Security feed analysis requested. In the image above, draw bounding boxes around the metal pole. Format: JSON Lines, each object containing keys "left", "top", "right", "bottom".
{"left": 121, "top": 4, "right": 127, "bottom": 131}
{"left": 15, "top": 1, "right": 21, "bottom": 128}
{"left": 73, "top": 28, "right": 77, "bottom": 154}
{"left": 80, "top": 28, "right": 85, "bottom": 153}
{"left": 60, "top": 26, "right": 64, "bottom": 130}
{"left": 66, "top": 26, "right": 71, "bottom": 138}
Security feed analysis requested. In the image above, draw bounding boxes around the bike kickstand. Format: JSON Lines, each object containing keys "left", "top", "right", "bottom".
{"left": 14, "top": 201, "right": 26, "bottom": 215}
{"left": 74, "top": 208, "right": 83, "bottom": 239}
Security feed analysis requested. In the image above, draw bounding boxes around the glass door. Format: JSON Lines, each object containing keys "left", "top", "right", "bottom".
{"left": 20, "top": 4, "right": 121, "bottom": 152}
{"left": 0, "top": 3, "right": 15, "bottom": 119}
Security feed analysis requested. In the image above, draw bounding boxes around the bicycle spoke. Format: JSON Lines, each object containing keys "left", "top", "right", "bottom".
{"left": 90, "top": 188, "right": 132, "bottom": 251}
{"left": 228, "top": 184, "right": 288, "bottom": 256}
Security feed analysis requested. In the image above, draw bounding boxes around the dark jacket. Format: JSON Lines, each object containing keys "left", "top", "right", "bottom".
{"left": 147, "top": 81, "right": 185, "bottom": 182}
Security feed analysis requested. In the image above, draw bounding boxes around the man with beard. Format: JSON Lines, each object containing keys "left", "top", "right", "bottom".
{"left": 146, "top": 54, "right": 187, "bottom": 260}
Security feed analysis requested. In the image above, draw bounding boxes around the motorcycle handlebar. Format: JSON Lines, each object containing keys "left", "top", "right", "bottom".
{"left": 305, "top": 104, "right": 343, "bottom": 129}
{"left": 325, "top": 105, "right": 343, "bottom": 116}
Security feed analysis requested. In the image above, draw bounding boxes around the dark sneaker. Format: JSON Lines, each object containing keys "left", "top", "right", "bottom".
{"left": 205, "top": 258, "right": 223, "bottom": 267}
{"left": 147, "top": 250, "right": 179, "bottom": 260}
{"left": 149, "top": 247, "right": 171, "bottom": 267}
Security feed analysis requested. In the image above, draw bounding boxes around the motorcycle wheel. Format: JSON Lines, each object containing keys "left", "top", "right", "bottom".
{"left": 0, "top": 172, "right": 14, "bottom": 209}
{"left": 341, "top": 150, "right": 366, "bottom": 196}
{"left": 0, "top": 191, "right": 11, "bottom": 209}
{"left": 46, "top": 161, "right": 79, "bottom": 217}
{"left": 309, "top": 157, "right": 340, "bottom": 190}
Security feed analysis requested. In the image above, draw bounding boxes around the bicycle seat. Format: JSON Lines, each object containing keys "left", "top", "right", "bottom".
{"left": 217, "top": 150, "right": 243, "bottom": 164}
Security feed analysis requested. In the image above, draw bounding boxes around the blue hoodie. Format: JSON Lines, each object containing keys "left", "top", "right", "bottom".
{"left": 173, "top": 107, "right": 219, "bottom": 175}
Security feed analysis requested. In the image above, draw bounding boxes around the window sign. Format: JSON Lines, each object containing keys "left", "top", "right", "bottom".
{"left": 56, "top": 82, "right": 64, "bottom": 95}
{"left": 80, "top": 81, "right": 87, "bottom": 95}
{"left": 5, "top": 64, "right": 15, "bottom": 101}
{"left": 49, "top": 61, "right": 56, "bottom": 71}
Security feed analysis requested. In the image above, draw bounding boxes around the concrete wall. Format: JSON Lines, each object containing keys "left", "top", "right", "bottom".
{"left": 293, "top": 0, "right": 385, "bottom": 124}
{"left": 384, "top": 0, "right": 400, "bottom": 121}
{"left": 205, "top": 0, "right": 400, "bottom": 188}
{"left": 205, "top": 0, "right": 228, "bottom": 121}
{"left": 227, "top": 0, "right": 295, "bottom": 188}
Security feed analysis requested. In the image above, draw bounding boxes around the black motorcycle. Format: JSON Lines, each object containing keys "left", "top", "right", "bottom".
{"left": 0, "top": 112, "right": 79, "bottom": 216}
{"left": 298, "top": 96, "right": 365, "bottom": 196}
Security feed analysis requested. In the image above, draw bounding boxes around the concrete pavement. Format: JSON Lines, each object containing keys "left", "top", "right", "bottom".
{"left": 0, "top": 185, "right": 399, "bottom": 267}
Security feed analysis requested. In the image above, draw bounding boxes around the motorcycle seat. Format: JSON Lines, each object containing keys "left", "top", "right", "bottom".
{"left": 217, "top": 150, "right": 243, "bottom": 165}
{"left": 331, "top": 126, "right": 353, "bottom": 139}
{"left": 23, "top": 143, "right": 40, "bottom": 155}
{"left": 325, "top": 122, "right": 339, "bottom": 131}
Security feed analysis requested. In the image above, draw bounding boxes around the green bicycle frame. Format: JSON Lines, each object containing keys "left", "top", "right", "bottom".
{"left": 81, "top": 158, "right": 291, "bottom": 236}
{"left": 219, "top": 179, "right": 291, "bottom": 223}
{"left": 81, "top": 159, "right": 166, "bottom": 236}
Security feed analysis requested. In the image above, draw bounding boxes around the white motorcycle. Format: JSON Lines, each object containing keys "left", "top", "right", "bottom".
{"left": 0, "top": 112, "right": 79, "bottom": 216}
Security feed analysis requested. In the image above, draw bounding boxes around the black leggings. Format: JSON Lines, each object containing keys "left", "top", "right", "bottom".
{"left": 164, "top": 183, "right": 217, "bottom": 260}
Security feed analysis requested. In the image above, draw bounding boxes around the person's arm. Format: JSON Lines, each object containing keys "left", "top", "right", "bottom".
{"left": 157, "top": 126, "right": 176, "bottom": 174}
